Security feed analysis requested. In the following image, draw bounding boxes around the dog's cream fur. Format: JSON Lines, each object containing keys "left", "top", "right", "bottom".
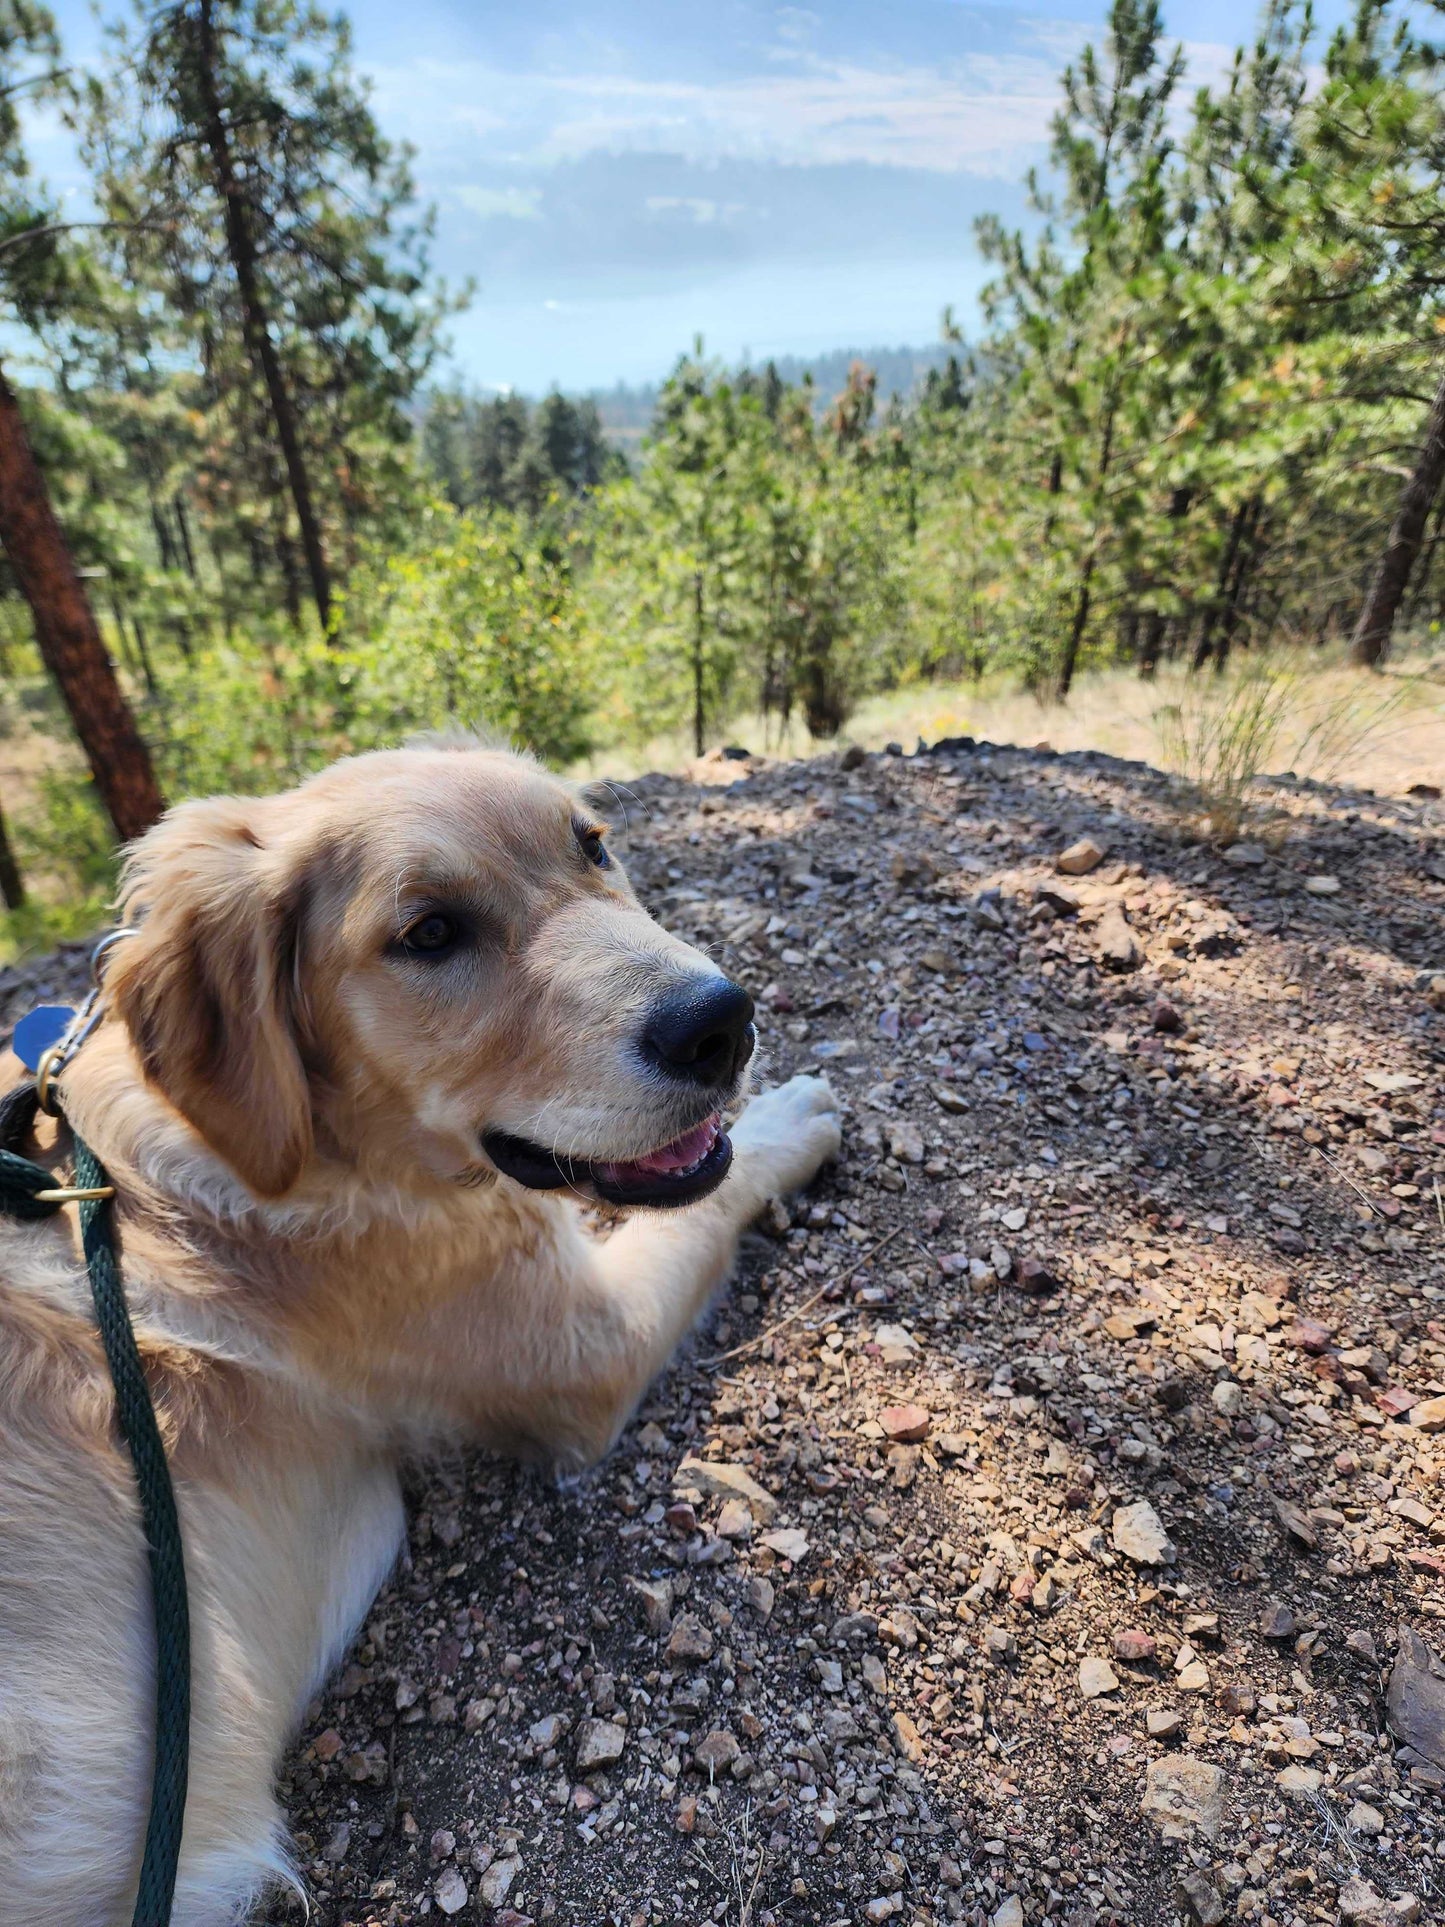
{"left": 0, "top": 744, "right": 841, "bottom": 1926}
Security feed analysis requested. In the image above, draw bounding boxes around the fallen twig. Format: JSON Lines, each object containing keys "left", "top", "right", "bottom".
{"left": 700, "top": 1226, "right": 902, "bottom": 1369}
{"left": 1310, "top": 1143, "right": 1387, "bottom": 1218}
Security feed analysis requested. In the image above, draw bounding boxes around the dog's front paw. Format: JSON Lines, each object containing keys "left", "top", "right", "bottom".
{"left": 731, "top": 1074, "right": 842, "bottom": 1199}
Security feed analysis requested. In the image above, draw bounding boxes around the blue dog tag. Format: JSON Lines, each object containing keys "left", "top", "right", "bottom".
{"left": 11, "top": 1005, "right": 75, "bottom": 1073}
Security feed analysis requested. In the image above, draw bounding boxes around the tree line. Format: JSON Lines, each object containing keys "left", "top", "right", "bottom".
{"left": 1, "top": 0, "right": 1444, "bottom": 925}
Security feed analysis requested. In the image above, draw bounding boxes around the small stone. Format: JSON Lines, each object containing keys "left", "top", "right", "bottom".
{"left": 575, "top": 1719, "right": 627, "bottom": 1772}
{"left": 1349, "top": 1800, "right": 1385, "bottom": 1837}
{"left": 527, "top": 1713, "right": 570, "bottom": 1748}
{"left": 991, "top": 1899, "right": 1024, "bottom": 1927}
{"left": 1035, "top": 880, "right": 1080, "bottom": 915}
{"left": 760, "top": 1526, "right": 810, "bottom": 1563}
{"left": 1114, "top": 1628, "right": 1157, "bottom": 1664}
{"left": 1057, "top": 838, "right": 1105, "bottom": 876}
{"left": 1014, "top": 1254, "right": 1056, "bottom": 1293}
{"left": 1095, "top": 906, "right": 1142, "bottom": 971}
{"left": 665, "top": 1615, "right": 715, "bottom": 1664}
{"left": 746, "top": 1575, "right": 775, "bottom": 1619}
{"left": 1270, "top": 1494, "right": 1318, "bottom": 1549}
{"left": 1289, "top": 1317, "right": 1334, "bottom": 1355}
{"left": 892, "top": 1710, "right": 926, "bottom": 1763}
{"left": 1376, "top": 1386, "right": 1420, "bottom": 1420}
{"left": 1386, "top": 1624, "right": 1445, "bottom": 1769}
{"left": 715, "top": 1498, "right": 754, "bottom": 1540}
{"left": 478, "top": 1857, "right": 521, "bottom": 1909}
{"left": 694, "top": 1729, "right": 741, "bottom": 1776}
{"left": 1346, "top": 1629, "right": 1378, "bottom": 1662}
{"left": 879, "top": 1403, "right": 932, "bottom": 1443}
{"left": 434, "top": 1867, "right": 469, "bottom": 1916}
{"left": 1277, "top": 1763, "right": 1322, "bottom": 1799}
{"left": 1410, "top": 1394, "right": 1445, "bottom": 1433}
{"left": 1219, "top": 1682, "right": 1256, "bottom": 1719}
{"left": 983, "top": 1627, "right": 1017, "bottom": 1665}
{"left": 626, "top": 1576, "right": 674, "bottom": 1633}
{"left": 1104, "top": 1306, "right": 1155, "bottom": 1341}
{"left": 1338, "top": 1878, "right": 1388, "bottom": 1925}
{"left": 1176, "top": 1660, "right": 1211, "bottom": 1693}
{"left": 1146, "top": 1707, "right": 1183, "bottom": 1740}
{"left": 1176, "top": 1869, "right": 1226, "bottom": 1926}
{"left": 1111, "top": 1499, "right": 1176, "bottom": 1566}
{"left": 1259, "top": 1601, "right": 1296, "bottom": 1641}
{"left": 672, "top": 1457, "right": 778, "bottom": 1521}
{"left": 1210, "top": 1379, "right": 1244, "bottom": 1419}
{"left": 1151, "top": 997, "right": 1183, "bottom": 1033}
{"left": 1079, "top": 1656, "right": 1120, "bottom": 1699}
{"left": 872, "top": 1322, "right": 921, "bottom": 1366}
{"left": 1142, "top": 1756, "right": 1225, "bottom": 1839}
{"left": 888, "top": 1121, "right": 925, "bottom": 1164}
{"left": 1303, "top": 874, "right": 1340, "bottom": 895}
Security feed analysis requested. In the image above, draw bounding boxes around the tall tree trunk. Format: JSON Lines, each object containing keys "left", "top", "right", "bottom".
{"left": 1194, "top": 499, "right": 1251, "bottom": 671}
{"left": 1352, "top": 357, "right": 1445, "bottom": 667}
{"left": 172, "top": 491, "right": 198, "bottom": 579}
{"left": 692, "top": 568, "right": 705, "bottom": 758}
{"left": 149, "top": 494, "right": 178, "bottom": 571}
{"left": 1215, "top": 500, "right": 1265, "bottom": 674}
{"left": 1139, "top": 487, "right": 1193, "bottom": 680}
{"left": 194, "top": 0, "right": 332, "bottom": 634}
{"left": 1058, "top": 550, "right": 1096, "bottom": 700}
{"left": 0, "top": 369, "right": 165, "bottom": 842}
{"left": 1058, "top": 384, "right": 1121, "bottom": 699}
{"left": 1138, "top": 610, "right": 1167, "bottom": 680}
{"left": 0, "top": 792, "right": 25, "bottom": 911}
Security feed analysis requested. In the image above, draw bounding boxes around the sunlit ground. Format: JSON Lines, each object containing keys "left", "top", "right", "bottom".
{"left": 578, "top": 646, "right": 1445, "bottom": 800}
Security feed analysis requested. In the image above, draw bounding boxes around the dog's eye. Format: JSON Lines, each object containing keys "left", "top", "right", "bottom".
{"left": 576, "top": 825, "right": 610, "bottom": 870}
{"left": 399, "top": 913, "right": 459, "bottom": 956}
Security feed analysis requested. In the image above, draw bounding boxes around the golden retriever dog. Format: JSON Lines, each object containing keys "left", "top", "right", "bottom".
{"left": 0, "top": 742, "right": 841, "bottom": 1926}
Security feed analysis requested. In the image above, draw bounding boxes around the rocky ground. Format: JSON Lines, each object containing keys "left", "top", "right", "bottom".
{"left": 6, "top": 734, "right": 1444, "bottom": 1927}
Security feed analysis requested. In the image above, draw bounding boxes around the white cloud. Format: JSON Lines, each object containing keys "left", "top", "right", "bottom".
{"left": 452, "top": 184, "right": 544, "bottom": 220}
{"left": 373, "top": 50, "right": 1067, "bottom": 179}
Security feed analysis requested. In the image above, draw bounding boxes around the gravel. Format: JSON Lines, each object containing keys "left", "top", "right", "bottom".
{"left": 7, "top": 734, "right": 1444, "bottom": 1925}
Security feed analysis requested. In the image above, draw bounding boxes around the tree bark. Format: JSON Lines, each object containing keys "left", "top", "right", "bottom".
{"left": 0, "top": 792, "right": 25, "bottom": 911}
{"left": 0, "top": 369, "right": 165, "bottom": 842}
{"left": 1194, "top": 498, "right": 1251, "bottom": 671}
{"left": 1138, "top": 610, "right": 1167, "bottom": 679}
{"left": 194, "top": 0, "right": 332, "bottom": 634}
{"left": 1058, "top": 387, "right": 1120, "bottom": 699}
{"left": 1216, "top": 499, "right": 1265, "bottom": 674}
{"left": 692, "top": 568, "right": 705, "bottom": 758}
{"left": 1352, "top": 357, "right": 1445, "bottom": 667}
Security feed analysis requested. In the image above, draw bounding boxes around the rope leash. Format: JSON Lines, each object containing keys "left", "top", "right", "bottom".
{"left": 0, "top": 1082, "right": 190, "bottom": 1925}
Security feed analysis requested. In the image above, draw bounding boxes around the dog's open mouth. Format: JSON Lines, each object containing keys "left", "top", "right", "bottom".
{"left": 482, "top": 1111, "right": 732, "bottom": 1208}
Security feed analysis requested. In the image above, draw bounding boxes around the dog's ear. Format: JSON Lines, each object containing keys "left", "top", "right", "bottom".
{"left": 107, "top": 798, "right": 313, "bottom": 1198}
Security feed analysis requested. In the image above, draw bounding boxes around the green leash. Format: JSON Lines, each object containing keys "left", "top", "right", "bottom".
{"left": 0, "top": 1083, "right": 190, "bottom": 1925}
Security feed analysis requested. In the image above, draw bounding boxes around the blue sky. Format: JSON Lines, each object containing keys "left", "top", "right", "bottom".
{"left": 32, "top": 1, "right": 1357, "bottom": 393}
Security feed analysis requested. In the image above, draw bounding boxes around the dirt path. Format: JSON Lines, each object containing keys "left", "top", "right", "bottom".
{"left": 9, "top": 737, "right": 1443, "bottom": 1927}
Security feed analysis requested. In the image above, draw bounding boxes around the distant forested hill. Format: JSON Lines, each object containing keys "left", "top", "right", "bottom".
{"left": 591, "top": 343, "right": 955, "bottom": 450}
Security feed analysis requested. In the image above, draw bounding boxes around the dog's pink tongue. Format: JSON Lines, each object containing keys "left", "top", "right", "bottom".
{"left": 619, "top": 1114, "right": 720, "bottom": 1178}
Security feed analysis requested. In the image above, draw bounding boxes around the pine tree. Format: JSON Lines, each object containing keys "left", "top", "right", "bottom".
{"left": 93, "top": 0, "right": 454, "bottom": 631}
{"left": 0, "top": 0, "right": 165, "bottom": 842}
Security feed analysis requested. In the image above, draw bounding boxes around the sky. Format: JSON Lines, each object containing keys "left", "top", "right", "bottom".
{"left": 32, "top": 1, "right": 1359, "bottom": 394}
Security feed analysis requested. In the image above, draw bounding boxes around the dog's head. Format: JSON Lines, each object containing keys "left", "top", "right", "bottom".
{"left": 103, "top": 745, "right": 754, "bottom": 1206}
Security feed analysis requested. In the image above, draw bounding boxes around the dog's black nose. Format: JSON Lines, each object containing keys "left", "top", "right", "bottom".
{"left": 642, "top": 977, "right": 756, "bottom": 1088}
